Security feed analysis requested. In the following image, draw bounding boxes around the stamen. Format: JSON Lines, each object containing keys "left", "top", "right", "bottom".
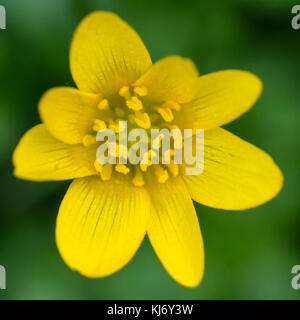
{"left": 140, "top": 150, "right": 152, "bottom": 172}
{"left": 108, "top": 120, "right": 120, "bottom": 133}
{"left": 163, "top": 100, "right": 181, "bottom": 111}
{"left": 115, "top": 164, "right": 130, "bottom": 175}
{"left": 126, "top": 96, "right": 143, "bottom": 111}
{"left": 140, "top": 163, "right": 148, "bottom": 172}
{"left": 119, "top": 86, "right": 131, "bottom": 100}
{"left": 134, "top": 111, "right": 151, "bottom": 129}
{"left": 156, "top": 107, "right": 174, "bottom": 122}
{"left": 167, "top": 162, "right": 179, "bottom": 177}
{"left": 100, "top": 163, "right": 112, "bottom": 181}
{"left": 133, "top": 86, "right": 148, "bottom": 97}
{"left": 132, "top": 167, "right": 145, "bottom": 187}
{"left": 93, "top": 119, "right": 107, "bottom": 132}
{"left": 82, "top": 134, "right": 97, "bottom": 147}
{"left": 98, "top": 99, "right": 109, "bottom": 110}
{"left": 88, "top": 84, "right": 184, "bottom": 185}
{"left": 94, "top": 160, "right": 103, "bottom": 173}
{"left": 154, "top": 165, "right": 169, "bottom": 183}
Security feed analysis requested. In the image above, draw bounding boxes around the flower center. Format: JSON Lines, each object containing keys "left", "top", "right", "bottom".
{"left": 82, "top": 84, "right": 183, "bottom": 186}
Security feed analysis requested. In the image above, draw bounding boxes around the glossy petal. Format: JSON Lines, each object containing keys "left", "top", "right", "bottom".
{"left": 177, "top": 70, "right": 262, "bottom": 130}
{"left": 183, "top": 128, "right": 283, "bottom": 210}
{"left": 39, "top": 87, "right": 100, "bottom": 144}
{"left": 13, "top": 124, "right": 97, "bottom": 181}
{"left": 70, "top": 11, "right": 152, "bottom": 95}
{"left": 146, "top": 176, "right": 204, "bottom": 287}
{"left": 134, "top": 55, "right": 199, "bottom": 104}
{"left": 56, "top": 175, "right": 150, "bottom": 277}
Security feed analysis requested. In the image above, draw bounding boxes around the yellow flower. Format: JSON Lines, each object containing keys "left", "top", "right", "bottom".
{"left": 12, "top": 11, "right": 283, "bottom": 288}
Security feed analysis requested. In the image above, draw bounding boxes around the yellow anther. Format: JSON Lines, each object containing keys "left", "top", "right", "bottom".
{"left": 167, "top": 162, "right": 179, "bottom": 177}
{"left": 94, "top": 160, "right": 103, "bottom": 173}
{"left": 82, "top": 134, "right": 97, "bottom": 147}
{"left": 163, "top": 100, "right": 181, "bottom": 111}
{"left": 154, "top": 165, "right": 169, "bottom": 183}
{"left": 93, "top": 125, "right": 104, "bottom": 132}
{"left": 100, "top": 163, "right": 112, "bottom": 181}
{"left": 156, "top": 107, "right": 174, "bottom": 122}
{"left": 140, "top": 150, "right": 152, "bottom": 172}
{"left": 115, "top": 164, "right": 130, "bottom": 175}
{"left": 134, "top": 111, "right": 151, "bottom": 129}
{"left": 115, "top": 107, "right": 125, "bottom": 117}
{"left": 126, "top": 96, "right": 143, "bottom": 111}
{"left": 108, "top": 120, "right": 120, "bottom": 133}
{"left": 98, "top": 99, "right": 109, "bottom": 110}
{"left": 133, "top": 86, "right": 148, "bottom": 97}
{"left": 140, "top": 163, "right": 148, "bottom": 172}
{"left": 93, "top": 119, "right": 107, "bottom": 132}
{"left": 132, "top": 168, "right": 145, "bottom": 187}
{"left": 119, "top": 86, "right": 131, "bottom": 100}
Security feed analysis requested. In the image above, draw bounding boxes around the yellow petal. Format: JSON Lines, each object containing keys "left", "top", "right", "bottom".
{"left": 183, "top": 128, "right": 283, "bottom": 210}
{"left": 134, "top": 55, "right": 199, "bottom": 104}
{"left": 13, "top": 124, "right": 97, "bottom": 181}
{"left": 177, "top": 70, "right": 262, "bottom": 130}
{"left": 56, "top": 175, "right": 150, "bottom": 277}
{"left": 146, "top": 176, "right": 204, "bottom": 287}
{"left": 39, "top": 87, "right": 100, "bottom": 144}
{"left": 70, "top": 11, "right": 152, "bottom": 95}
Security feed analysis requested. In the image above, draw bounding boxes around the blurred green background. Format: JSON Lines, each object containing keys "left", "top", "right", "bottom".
{"left": 0, "top": 0, "right": 299, "bottom": 299}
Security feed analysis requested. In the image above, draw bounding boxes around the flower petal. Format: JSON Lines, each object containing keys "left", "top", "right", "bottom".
{"left": 70, "top": 11, "right": 152, "bottom": 95}
{"left": 146, "top": 176, "right": 204, "bottom": 287}
{"left": 177, "top": 70, "right": 262, "bottom": 130}
{"left": 56, "top": 175, "right": 150, "bottom": 277}
{"left": 183, "top": 128, "right": 283, "bottom": 210}
{"left": 39, "top": 87, "right": 100, "bottom": 144}
{"left": 13, "top": 124, "right": 97, "bottom": 181}
{"left": 134, "top": 55, "right": 199, "bottom": 104}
